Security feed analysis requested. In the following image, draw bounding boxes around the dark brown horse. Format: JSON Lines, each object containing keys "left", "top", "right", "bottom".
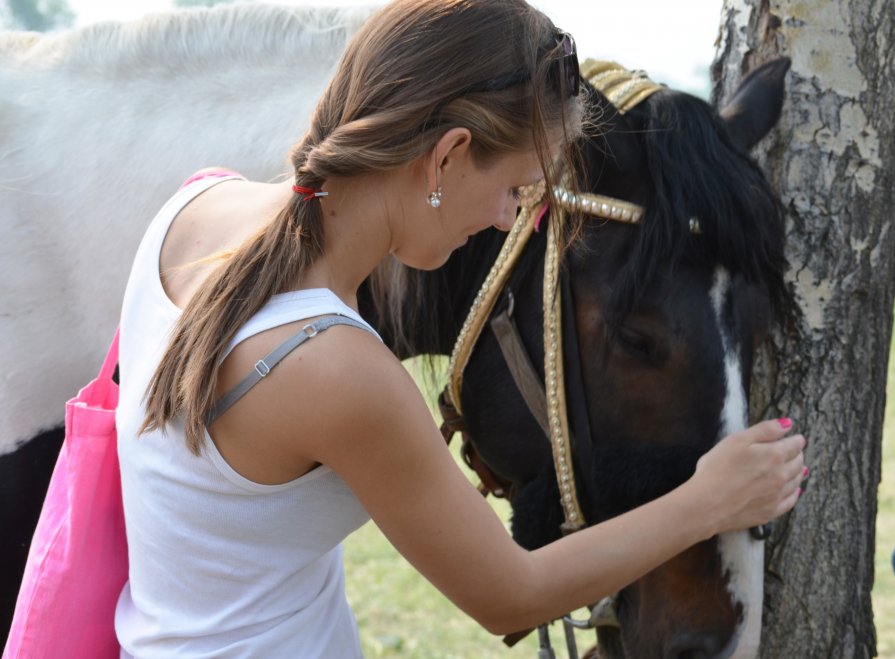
{"left": 359, "top": 58, "right": 792, "bottom": 658}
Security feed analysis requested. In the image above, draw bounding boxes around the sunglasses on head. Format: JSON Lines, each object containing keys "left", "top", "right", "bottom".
{"left": 476, "top": 31, "right": 580, "bottom": 98}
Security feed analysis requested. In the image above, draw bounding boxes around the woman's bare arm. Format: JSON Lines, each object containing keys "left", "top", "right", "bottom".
{"left": 235, "top": 325, "right": 804, "bottom": 635}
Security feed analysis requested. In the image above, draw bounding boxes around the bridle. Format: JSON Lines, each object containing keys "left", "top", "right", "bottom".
{"left": 439, "top": 59, "right": 668, "bottom": 528}
{"left": 437, "top": 60, "right": 670, "bottom": 652}
{"left": 438, "top": 60, "right": 770, "bottom": 655}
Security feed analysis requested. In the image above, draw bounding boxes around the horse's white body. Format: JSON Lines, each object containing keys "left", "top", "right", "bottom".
{"left": 0, "top": 4, "right": 369, "bottom": 455}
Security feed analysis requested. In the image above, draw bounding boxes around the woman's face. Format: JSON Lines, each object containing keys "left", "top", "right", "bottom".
{"left": 392, "top": 147, "right": 546, "bottom": 270}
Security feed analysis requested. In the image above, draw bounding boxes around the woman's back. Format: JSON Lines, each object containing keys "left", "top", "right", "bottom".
{"left": 115, "top": 176, "right": 375, "bottom": 657}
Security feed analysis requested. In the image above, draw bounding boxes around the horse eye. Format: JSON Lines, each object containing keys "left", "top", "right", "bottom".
{"left": 615, "top": 326, "right": 652, "bottom": 358}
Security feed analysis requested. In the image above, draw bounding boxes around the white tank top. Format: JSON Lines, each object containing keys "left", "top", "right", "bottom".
{"left": 115, "top": 175, "right": 378, "bottom": 658}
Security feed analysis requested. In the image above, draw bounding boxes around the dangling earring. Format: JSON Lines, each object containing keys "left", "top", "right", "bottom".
{"left": 427, "top": 186, "right": 443, "bottom": 209}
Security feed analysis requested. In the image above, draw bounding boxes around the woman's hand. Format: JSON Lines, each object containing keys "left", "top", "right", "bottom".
{"left": 692, "top": 419, "right": 807, "bottom": 535}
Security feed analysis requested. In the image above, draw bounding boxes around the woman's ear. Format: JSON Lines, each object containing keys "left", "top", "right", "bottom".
{"left": 432, "top": 127, "right": 473, "bottom": 176}
{"left": 418, "top": 127, "right": 473, "bottom": 196}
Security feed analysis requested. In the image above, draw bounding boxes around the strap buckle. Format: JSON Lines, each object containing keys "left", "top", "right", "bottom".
{"left": 254, "top": 359, "right": 271, "bottom": 377}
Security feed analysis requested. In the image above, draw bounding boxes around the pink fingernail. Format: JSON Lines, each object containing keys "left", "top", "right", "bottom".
{"left": 803, "top": 466, "right": 810, "bottom": 478}
{"left": 778, "top": 417, "right": 793, "bottom": 430}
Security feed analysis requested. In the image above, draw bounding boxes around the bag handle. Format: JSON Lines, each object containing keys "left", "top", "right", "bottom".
{"left": 98, "top": 328, "right": 120, "bottom": 382}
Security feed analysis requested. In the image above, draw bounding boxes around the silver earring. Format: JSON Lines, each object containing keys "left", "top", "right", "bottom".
{"left": 427, "top": 186, "right": 443, "bottom": 208}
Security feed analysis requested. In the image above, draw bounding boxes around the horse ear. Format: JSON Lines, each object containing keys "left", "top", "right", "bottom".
{"left": 718, "top": 57, "right": 791, "bottom": 151}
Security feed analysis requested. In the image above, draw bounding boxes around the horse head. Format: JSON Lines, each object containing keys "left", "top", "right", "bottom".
{"left": 458, "top": 58, "right": 792, "bottom": 658}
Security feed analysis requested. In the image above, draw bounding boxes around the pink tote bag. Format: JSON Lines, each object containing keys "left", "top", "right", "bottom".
{"left": 4, "top": 330, "right": 127, "bottom": 659}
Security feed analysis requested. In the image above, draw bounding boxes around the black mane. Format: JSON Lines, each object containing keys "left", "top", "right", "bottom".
{"left": 596, "top": 86, "right": 790, "bottom": 325}
{"left": 360, "top": 81, "right": 792, "bottom": 358}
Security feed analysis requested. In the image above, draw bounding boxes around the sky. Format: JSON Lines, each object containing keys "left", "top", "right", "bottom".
{"left": 65, "top": 0, "right": 725, "bottom": 97}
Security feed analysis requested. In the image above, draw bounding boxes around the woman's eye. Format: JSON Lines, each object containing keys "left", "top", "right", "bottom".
{"left": 510, "top": 187, "right": 522, "bottom": 201}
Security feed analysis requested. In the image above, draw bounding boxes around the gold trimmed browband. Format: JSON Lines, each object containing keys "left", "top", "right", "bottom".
{"left": 581, "top": 58, "right": 664, "bottom": 114}
{"left": 553, "top": 185, "right": 643, "bottom": 224}
{"left": 553, "top": 185, "right": 702, "bottom": 234}
{"left": 551, "top": 58, "right": 701, "bottom": 233}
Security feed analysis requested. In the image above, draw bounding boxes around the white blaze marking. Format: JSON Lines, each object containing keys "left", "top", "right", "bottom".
{"left": 709, "top": 267, "right": 764, "bottom": 659}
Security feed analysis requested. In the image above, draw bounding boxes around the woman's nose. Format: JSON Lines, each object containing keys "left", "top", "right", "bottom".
{"left": 493, "top": 204, "right": 518, "bottom": 232}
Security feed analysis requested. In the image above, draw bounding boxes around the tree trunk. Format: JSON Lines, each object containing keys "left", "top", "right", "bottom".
{"left": 711, "top": 1, "right": 895, "bottom": 656}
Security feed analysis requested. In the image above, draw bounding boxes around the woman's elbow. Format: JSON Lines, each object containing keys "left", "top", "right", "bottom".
{"left": 451, "top": 554, "right": 544, "bottom": 635}
{"left": 481, "top": 616, "right": 530, "bottom": 637}
{"left": 468, "top": 600, "right": 541, "bottom": 636}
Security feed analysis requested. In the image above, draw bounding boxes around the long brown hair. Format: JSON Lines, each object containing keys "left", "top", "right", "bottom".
{"left": 141, "top": 0, "right": 583, "bottom": 454}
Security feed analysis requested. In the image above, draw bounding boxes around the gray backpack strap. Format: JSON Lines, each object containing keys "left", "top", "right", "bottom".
{"left": 205, "top": 315, "right": 374, "bottom": 426}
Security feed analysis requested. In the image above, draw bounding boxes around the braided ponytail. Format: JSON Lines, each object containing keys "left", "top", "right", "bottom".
{"left": 141, "top": 0, "right": 583, "bottom": 452}
{"left": 141, "top": 124, "right": 331, "bottom": 453}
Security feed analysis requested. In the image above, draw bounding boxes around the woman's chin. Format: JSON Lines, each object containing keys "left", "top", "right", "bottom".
{"left": 394, "top": 249, "right": 452, "bottom": 272}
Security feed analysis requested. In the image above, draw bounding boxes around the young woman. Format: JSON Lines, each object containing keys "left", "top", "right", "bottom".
{"left": 115, "top": 0, "right": 807, "bottom": 655}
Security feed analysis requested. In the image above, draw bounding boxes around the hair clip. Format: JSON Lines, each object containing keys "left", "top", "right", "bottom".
{"left": 292, "top": 185, "right": 329, "bottom": 200}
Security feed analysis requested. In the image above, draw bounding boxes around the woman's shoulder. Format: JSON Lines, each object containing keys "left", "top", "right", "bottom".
{"left": 214, "top": 318, "right": 418, "bottom": 465}
{"left": 223, "top": 317, "right": 402, "bottom": 416}
{"left": 217, "top": 316, "right": 405, "bottom": 425}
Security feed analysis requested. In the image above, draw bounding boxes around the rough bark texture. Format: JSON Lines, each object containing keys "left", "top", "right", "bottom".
{"left": 712, "top": 1, "right": 894, "bottom": 656}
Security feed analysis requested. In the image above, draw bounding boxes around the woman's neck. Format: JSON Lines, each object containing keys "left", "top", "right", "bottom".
{"left": 290, "top": 172, "right": 405, "bottom": 309}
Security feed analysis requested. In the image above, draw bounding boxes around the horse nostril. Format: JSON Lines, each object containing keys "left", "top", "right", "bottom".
{"left": 663, "top": 631, "right": 727, "bottom": 659}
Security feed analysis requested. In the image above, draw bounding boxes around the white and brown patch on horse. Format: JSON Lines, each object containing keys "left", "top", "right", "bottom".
{"left": 588, "top": 61, "right": 791, "bottom": 659}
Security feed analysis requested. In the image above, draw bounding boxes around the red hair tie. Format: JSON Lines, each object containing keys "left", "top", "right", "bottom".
{"left": 292, "top": 185, "right": 329, "bottom": 201}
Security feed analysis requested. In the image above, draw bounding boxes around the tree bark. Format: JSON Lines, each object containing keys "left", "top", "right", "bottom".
{"left": 712, "top": 1, "right": 895, "bottom": 656}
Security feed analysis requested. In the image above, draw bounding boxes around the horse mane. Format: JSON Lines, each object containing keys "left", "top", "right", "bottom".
{"left": 603, "top": 87, "right": 790, "bottom": 324}
{"left": 0, "top": 32, "right": 42, "bottom": 59}
{"left": 0, "top": 3, "right": 372, "bottom": 74}
{"left": 611, "top": 90, "right": 791, "bottom": 324}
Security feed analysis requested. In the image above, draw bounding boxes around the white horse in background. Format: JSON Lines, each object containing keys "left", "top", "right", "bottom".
{"left": 0, "top": 3, "right": 370, "bottom": 456}
{"left": 0, "top": 3, "right": 370, "bottom": 636}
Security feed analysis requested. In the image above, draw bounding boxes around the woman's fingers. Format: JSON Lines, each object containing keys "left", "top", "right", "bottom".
{"left": 748, "top": 418, "right": 794, "bottom": 444}
{"left": 774, "top": 484, "right": 802, "bottom": 518}
{"left": 692, "top": 416, "right": 811, "bottom": 533}
{"left": 773, "top": 452, "right": 808, "bottom": 517}
{"left": 778, "top": 432, "right": 807, "bottom": 461}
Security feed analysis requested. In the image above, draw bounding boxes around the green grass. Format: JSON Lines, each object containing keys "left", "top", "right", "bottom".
{"left": 345, "top": 497, "right": 547, "bottom": 658}
{"left": 344, "top": 329, "right": 895, "bottom": 658}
